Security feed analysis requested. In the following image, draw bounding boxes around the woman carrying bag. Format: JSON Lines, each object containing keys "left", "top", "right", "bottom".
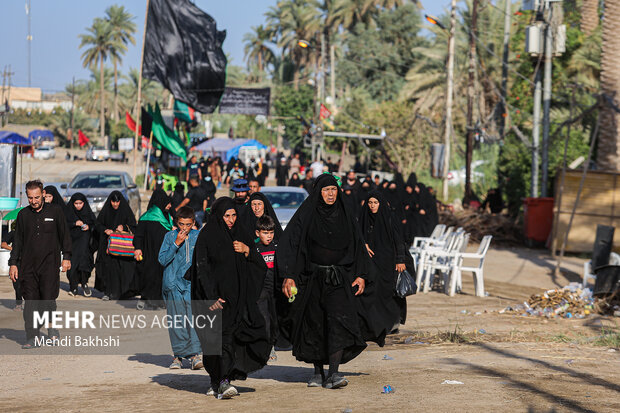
{"left": 359, "top": 191, "right": 415, "bottom": 335}
{"left": 95, "top": 191, "right": 137, "bottom": 300}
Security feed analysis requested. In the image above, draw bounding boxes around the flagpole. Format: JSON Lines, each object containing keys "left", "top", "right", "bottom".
{"left": 143, "top": 131, "right": 154, "bottom": 190}
{"left": 133, "top": 0, "right": 150, "bottom": 182}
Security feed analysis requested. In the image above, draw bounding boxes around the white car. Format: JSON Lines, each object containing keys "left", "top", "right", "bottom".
{"left": 261, "top": 187, "right": 309, "bottom": 229}
{"left": 447, "top": 160, "right": 488, "bottom": 186}
{"left": 34, "top": 146, "right": 56, "bottom": 160}
{"left": 86, "top": 146, "right": 111, "bottom": 161}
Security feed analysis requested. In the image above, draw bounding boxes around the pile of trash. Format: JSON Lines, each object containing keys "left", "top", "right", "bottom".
{"left": 500, "top": 283, "right": 595, "bottom": 319}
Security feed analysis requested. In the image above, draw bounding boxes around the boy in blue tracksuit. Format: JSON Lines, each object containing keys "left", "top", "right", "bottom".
{"left": 158, "top": 206, "right": 202, "bottom": 370}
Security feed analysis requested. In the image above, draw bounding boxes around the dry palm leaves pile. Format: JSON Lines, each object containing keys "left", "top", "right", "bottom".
{"left": 439, "top": 209, "right": 523, "bottom": 245}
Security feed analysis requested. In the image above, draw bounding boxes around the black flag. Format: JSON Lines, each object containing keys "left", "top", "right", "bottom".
{"left": 142, "top": 0, "right": 227, "bottom": 113}
{"left": 141, "top": 106, "right": 153, "bottom": 138}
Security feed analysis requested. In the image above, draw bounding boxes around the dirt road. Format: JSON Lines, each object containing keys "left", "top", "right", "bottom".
{"left": 0, "top": 273, "right": 618, "bottom": 412}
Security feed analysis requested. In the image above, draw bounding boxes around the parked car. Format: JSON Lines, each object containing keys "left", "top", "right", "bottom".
{"left": 86, "top": 146, "right": 111, "bottom": 161}
{"left": 447, "top": 160, "right": 488, "bottom": 186}
{"left": 109, "top": 152, "right": 128, "bottom": 163}
{"left": 261, "top": 187, "right": 309, "bottom": 229}
{"left": 34, "top": 146, "right": 56, "bottom": 160}
{"left": 61, "top": 171, "right": 141, "bottom": 217}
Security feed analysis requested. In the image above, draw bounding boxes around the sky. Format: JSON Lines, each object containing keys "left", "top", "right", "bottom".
{"left": 0, "top": 0, "right": 449, "bottom": 94}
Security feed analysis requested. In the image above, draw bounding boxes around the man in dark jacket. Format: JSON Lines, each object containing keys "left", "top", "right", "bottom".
{"left": 9, "top": 180, "right": 72, "bottom": 349}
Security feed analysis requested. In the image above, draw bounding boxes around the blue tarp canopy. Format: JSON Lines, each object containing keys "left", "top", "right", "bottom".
{"left": 193, "top": 138, "right": 268, "bottom": 162}
{"left": 0, "top": 131, "right": 32, "bottom": 145}
{"left": 193, "top": 138, "right": 247, "bottom": 161}
{"left": 226, "top": 139, "right": 267, "bottom": 161}
{"left": 28, "top": 129, "right": 54, "bottom": 141}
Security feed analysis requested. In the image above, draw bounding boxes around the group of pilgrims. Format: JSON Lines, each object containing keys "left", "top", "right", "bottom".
{"left": 20, "top": 170, "right": 438, "bottom": 399}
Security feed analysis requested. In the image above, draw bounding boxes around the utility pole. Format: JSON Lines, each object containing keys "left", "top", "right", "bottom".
{"left": 70, "top": 76, "right": 75, "bottom": 149}
{"left": 442, "top": 0, "right": 457, "bottom": 203}
{"left": 465, "top": 0, "right": 479, "bottom": 199}
{"left": 1, "top": 66, "right": 6, "bottom": 127}
{"left": 541, "top": 1, "right": 563, "bottom": 197}
{"left": 532, "top": 65, "right": 542, "bottom": 197}
{"left": 26, "top": 0, "right": 32, "bottom": 87}
{"left": 330, "top": 43, "right": 336, "bottom": 110}
{"left": 499, "top": 0, "right": 511, "bottom": 138}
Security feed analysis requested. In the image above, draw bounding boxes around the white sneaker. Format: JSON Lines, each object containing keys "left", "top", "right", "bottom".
{"left": 218, "top": 380, "right": 238, "bottom": 399}
{"left": 206, "top": 387, "right": 216, "bottom": 397}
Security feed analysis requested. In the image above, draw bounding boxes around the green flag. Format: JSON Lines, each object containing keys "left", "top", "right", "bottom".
{"left": 150, "top": 102, "right": 188, "bottom": 161}
{"left": 173, "top": 100, "right": 194, "bottom": 123}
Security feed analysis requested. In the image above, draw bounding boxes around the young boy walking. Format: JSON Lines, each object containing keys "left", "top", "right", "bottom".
{"left": 254, "top": 215, "right": 278, "bottom": 360}
{"left": 158, "top": 207, "right": 203, "bottom": 369}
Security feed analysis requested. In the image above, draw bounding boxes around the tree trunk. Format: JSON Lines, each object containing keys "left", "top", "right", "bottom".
{"left": 581, "top": 0, "right": 599, "bottom": 36}
{"left": 113, "top": 57, "right": 118, "bottom": 122}
{"left": 598, "top": 0, "right": 620, "bottom": 171}
{"left": 100, "top": 59, "right": 106, "bottom": 148}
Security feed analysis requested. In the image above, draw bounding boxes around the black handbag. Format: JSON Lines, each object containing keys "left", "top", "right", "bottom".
{"left": 395, "top": 270, "right": 417, "bottom": 298}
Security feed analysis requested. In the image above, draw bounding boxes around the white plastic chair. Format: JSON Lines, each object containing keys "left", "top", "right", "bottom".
{"left": 411, "top": 226, "right": 454, "bottom": 268}
{"left": 417, "top": 230, "right": 465, "bottom": 293}
{"left": 421, "top": 231, "right": 468, "bottom": 294}
{"left": 448, "top": 235, "right": 493, "bottom": 297}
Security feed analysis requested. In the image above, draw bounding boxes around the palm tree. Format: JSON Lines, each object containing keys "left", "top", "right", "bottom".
{"left": 78, "top": 67, "right": 114, "bottom": 117}
{"left": 105, "top": 5, "right": 136, "bottom": 122}
{"left": 598, "top": 1, "right": 620, "bottom": 170}
{"left": 79, "top": 18, "right": 120, "bottom": 147}
{"left": 581, "top": 0, "right": 599, "bottom": 36}
{"left": 277, "top": 1, "right": 322, "bottom": 88}
{"left": 243, "top": 25, "right": 275, "bottom": 82}
{"left": 331, "top": 0, "right": 404, "bottom": 31}
{"left": 120, "top": 68, "right": 166, "bottom": 115}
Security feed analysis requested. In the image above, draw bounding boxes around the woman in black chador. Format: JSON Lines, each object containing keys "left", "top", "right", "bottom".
{"left": 359, "top": 190, "right": 412, "bottom": 333}
{"left": 66, "top": 193, "right": 96, "bottom": 297}
{"left": 239, "top": 192, "right": 283, "bottom": 240}
{"left": 277, "top": 174, "right": 384, "bottom": 390}
{"left": 44, "top": 185, "right": 68, "bottom": 213}
{"left": 134, "top": 189, "right": 173, "bottom": 310}
{"left": 95, "top": 191, "right": 136, "bottom": 300}
{"left": 191, "top": 197, "right": 271, "bottom": 398}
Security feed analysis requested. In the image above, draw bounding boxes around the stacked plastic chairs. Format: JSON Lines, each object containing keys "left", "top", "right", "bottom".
{"left": 410, "top": 224, "right": 492, "bottom": 297}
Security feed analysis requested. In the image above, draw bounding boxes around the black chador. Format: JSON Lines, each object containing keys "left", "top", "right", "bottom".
{"left": 44, "top": 185, "right": 69, "bottom": 214}
{"left": 94, "top": 191, "right": 137, "bottom": 299}
{"left": 134, "top": 189, "right": 173, "bottom": 308}
{"left": 417, "top": 183, "right": 439, "bottom": 237}
{"left": 191, "top": 197, "right": 271, "bottom": 393}
{"left": 66, "top": 193, "right": 96, "bottom": 294}
{"left": 359, "top": 191, "right": 412, "bottom": 332}
{"left": 239, "top": 192, "right": 284, "bottom": 240}
{"left": 276, "top": 174, "right": 384, "bottom": 389}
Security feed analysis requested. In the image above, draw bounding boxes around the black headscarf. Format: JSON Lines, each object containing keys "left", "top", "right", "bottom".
{"left": 308, "top": 175, "right": 351, "bottom": 250}
{"left": 147, "top": 189, "right": 172, "bottom": 219}
{"left": 242, "top": 192, "right": 283, "bottom": 239}
{"left": 288, "top": 173, "right": 302, "bottom": 187}
{"left": 384, "top": 181, "right": 404, "bottom": 221}
{"left": 44, "top": 185, "right": 67, "bottom": 214}
{"left": 67, "top": 193, "right": 96, "bottom": 225}
{"left": 417, "top": 183, "right": 439, "bottom": 236}
{"left": 278, "top": 173, "right": 365, "bottom": 282}
{"left": 406, "top": 173, "right": 418, "bottom": 189}
{"left": 97, "top": 190, "right": 136, "bottom": 230}
{"left": 359, "top": 191, "right": 402, "bottom": 261}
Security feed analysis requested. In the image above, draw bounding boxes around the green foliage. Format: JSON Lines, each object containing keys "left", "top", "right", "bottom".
{"left": 338, "top": 3, "right": 422, "bottom": 102}
{"left": 272, "top": 84, "right": 314, "bottom": 148}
